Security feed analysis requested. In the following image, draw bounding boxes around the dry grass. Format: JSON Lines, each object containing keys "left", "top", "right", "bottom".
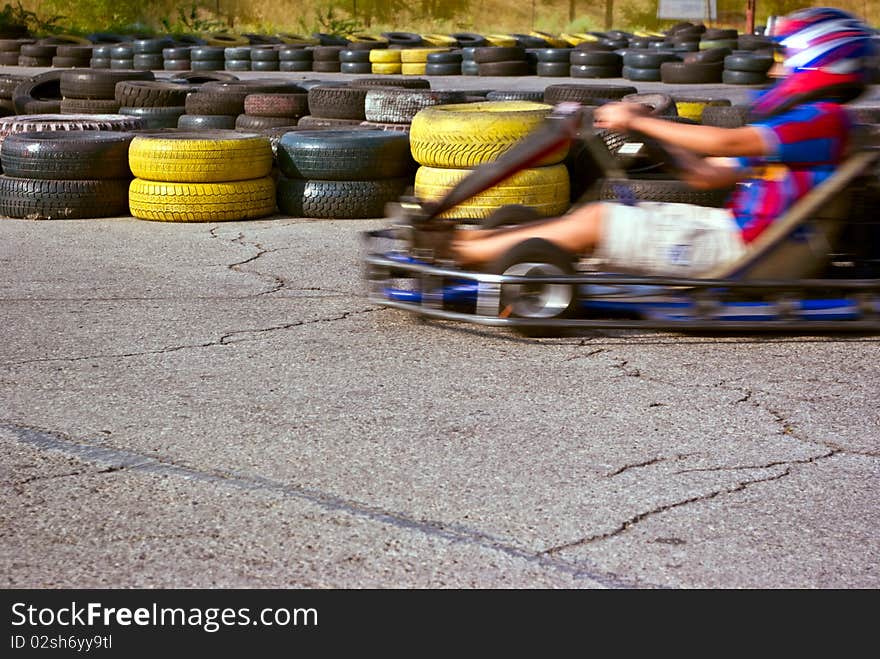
{"left": 16, "top": 0, "right": 880, "bottom": 36}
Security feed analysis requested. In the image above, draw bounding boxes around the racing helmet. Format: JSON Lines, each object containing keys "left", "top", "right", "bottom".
{"left": 751, "top": 7, "right": 876, "bottom": 119}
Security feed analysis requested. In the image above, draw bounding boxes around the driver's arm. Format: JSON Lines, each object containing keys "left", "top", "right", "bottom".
{"left": 594, "top": 102, "right": 772, "bottom": 158}
{"left": 662, "top": 145, "right": 746, "bottom": 190}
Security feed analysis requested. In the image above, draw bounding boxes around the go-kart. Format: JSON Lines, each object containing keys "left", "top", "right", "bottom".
{"left": 362, "top": 103, "right": 880, "bottom": 334}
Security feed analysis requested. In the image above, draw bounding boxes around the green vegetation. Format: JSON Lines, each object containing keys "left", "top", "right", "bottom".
{"left": 11, "top": 0, "right": 880, "bottom": 38}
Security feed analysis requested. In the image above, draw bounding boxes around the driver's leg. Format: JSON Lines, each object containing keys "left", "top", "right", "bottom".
{"left": 452, "top": 202, "right": 606, "bottom": 267}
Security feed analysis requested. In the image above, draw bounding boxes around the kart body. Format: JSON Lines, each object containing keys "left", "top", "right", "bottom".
{"left": 362, "top": 104, "right": 880, "bottom": 333}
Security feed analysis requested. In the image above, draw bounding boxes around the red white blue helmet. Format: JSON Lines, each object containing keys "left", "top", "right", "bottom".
{"left": 751, "top": 7, "right": 876, "bottom": 118}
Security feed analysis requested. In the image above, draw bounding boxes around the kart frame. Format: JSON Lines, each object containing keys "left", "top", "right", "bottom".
{"left": 362, "top": 103, "right": 880, "bottom": 333}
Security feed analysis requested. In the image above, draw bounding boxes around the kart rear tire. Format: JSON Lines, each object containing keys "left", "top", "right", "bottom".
{"left": 488, "top": 237, "right": 576, "bottom": 337}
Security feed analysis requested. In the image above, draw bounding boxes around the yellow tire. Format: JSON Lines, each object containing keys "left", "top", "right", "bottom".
{"left": 530, "top": 31, "right": 568, "bottom": 48}
{"left": 401, "top": 62, "right": 427, "bottom": 75}
{"left": 675, "top": 99, "right": 731, "bottom": 122}
{"left": 414, "top": 164, "right": 570, "bottom": 219}
{"left": 128, "top": 132, "right": 273, "bottom": 183}
{"left": 560, "top": 32, "right": 597, "bottom": 46}
{"left": 200, "top": 32, "right": 250, "bottom": 47}
{"left": 129, "top": 177, "right": 276, "bottom": 222}
{"left": 399, "top": 48, "right": 450, "bottom": 63}
{"left": 347, "top": 34, "right": 388, "bottom": 45}
{"left": 369, "top": 49, "right": 401, "bottom": 63}
{"left": 409, "top": 101, "right": 566, "bottom": 168}
{"left": 485, "top": 34, "right": 518, "bottom": 47}
{"left": 420, "top": 34, "right": 458, "bottom": 47}
{"left": 372, "top": 62, "right": 402, "bottom": 74}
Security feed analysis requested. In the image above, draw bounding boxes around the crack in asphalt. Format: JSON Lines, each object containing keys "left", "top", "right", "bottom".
{"left": 605, "top": 454, "right": 696, "bottom": 477}
{"left": 0, "top": 308, "right": 384, "bottom": 367}
{"left": 543, "top": 467, "right": 794, "bottom": 555}
{"left": 211, "top": 228, "right": 285, "bottom": 296}
{"left": 2, "top": 422, "right": 653, "bottom": 589}
{"left": 674, "top": 450, "right": 837, "bottom": 474}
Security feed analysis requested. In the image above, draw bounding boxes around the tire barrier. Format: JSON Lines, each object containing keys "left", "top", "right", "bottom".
{"left": 275, "top": 127, "right": 415, "bottom": 219}
{"left": 410, "top": 101, "right": 564, "bottom": 169}
{"left": 127, "top": 130, "right": 275, "bottom": 222}
{"left": 414, "top": 164, "right": 570, "bottom": 219}
{"left": 0, "top": 129, "right": 134, "bottom": 219}
{"left": 672, "top": 96, "right": 732, "bottom": 122}
{"left": 364, "top": 88, "right": 467, "bottom": 125}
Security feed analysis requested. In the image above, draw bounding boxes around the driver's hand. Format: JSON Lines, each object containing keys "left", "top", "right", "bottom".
{"left": 593, "top": 102, "right": 651, "bottom": 132}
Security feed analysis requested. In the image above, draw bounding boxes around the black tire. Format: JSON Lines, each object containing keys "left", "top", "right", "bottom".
{"left": 189, "top": 59, "right": 224, "bottom": 71}
{"left": 311, "top": 61, "right": 341, "bottom": 73}
{"left": 133, "top": 54, "right": 164, "bottom": 70}
{"left": 461, "top": 60, "right": 479, "bottom": 76}
{"left": 279, "top": 61, "right": 313, "bottom": 72}
{"left": 0, "top": 52, "right": 20, "bottom": 65}
{"left": 307, "top": 85, "right": 368, "bottom": 120}
{"left": 12, "top": 71, "right": 63, "bottom": 113}
{"left": 276, "top": 176, "right": 409, "bottom": 219}
{"left": 0, "top": 75, "right": 29, "bottom": 99}
{"left": 169, "top": 71, "right": 239, "bottom": 84}
{"left": 477, "top": 60, "right": 530, "bottom": 76}
{"left": 251, "top": 60, "right": 280, "bottom": 71}
{"left": 570, "top": 64, "right": 622, "bottom": 78}
{"left": 536, "top": 61, "right": 570, "bottom": 77}
{"left": 224, "top": 46, "right": 252, "bottom": 60}
{"left": 295, "top": 115, "right": 365, "bottom": 128}
{"left": 659, "top": 61, "right": 724, "bottom": 84}
{"left": 381, "top": 32, "right": 424, "bottom": 47}
{"left": 184, "top": 91, "right": 247, "bottom": 116}
{"left": 251, "top": 47, "right": 280, "bottom": 62}
{"left": 20, "top": 43, "right": 56, "bottom": 58}
{"left": 59, "top": 98, "right": 121, "bottom": 114}
{"left": 570, "top": 50, "right": 621, "bottom": 66}
{"left": 340, "top": 62, "right": 372, "bottom": 74}
{"left": 133, "top": 37, "right": 174, "bottom": 54}
{"left": 481, "top": 204, "right": 542, "bottom": 229}
{"left": 452, "top": 33, "right": 487, "bottom": 47}
{"left": 700, "top": 104, "right": 750, "bottom": 127}
{"left": 109, "top": 59, "right": 135, "bottom": 70}
{"left": 190, "top": 46, "right": 225, "bottom": 61}
{"left": 115, "top": 80, "right": 197, "bottom": 107}
{"left": 89, "top": 58, "right": 111, "bottom": 69}
{"left": 427, "top": 50, "right": 462, "bottom": 64}
{"left": 60, "top": 69, "right": 155, "bottom": 100}
{"left": 163, "top": 47, "right": 191, "bottom": 60}
{"left": 484, "top": 90, "right": 544, "bottom": 102}
{"left": 224, "top": 60, "right": 251, "bottom": 71}
{"left": 119, "top": 105, "right": 186, "bottom": 128}
{"left": 723, "top": 53, "right": 773, "bottom": 73}
{"left": 109, "top": 45, "right": 133, "bottom": 59}
{"left": 544, "top": 83, "right": 636, "bottom": 104}
{"left": 339, "top": 49, "right": 371, "bottom": 63}
{"left": 0, "top": 130, "right": 134, "bottom": 179}
{"left": 622, "top": 50, "right": 680, "bottom": 68}
{"left": 473, "top": 46, "right": 526, "bottom": 63}
{"left": 277, "top": 128, "right": 414, "bottom": 180}
{"left": 312, "top": 46, "right": 344, "bottom": 61}
{"left": 17, "top": 56, "right": 52, "bottom": 67}
{"left": 177, "top": 113, "right": 237, "bottom": 129}
{"left": 721, "top": 69, "right": 769, "bottom": 85}
{"left": 52, "top": 56, "right": 91, "bottom": 68}
{"left": 598, "top": 175, "right": 732, "bottom": 207}
{"left": 623, "top": 65, "right": 662, "bottom": 82}
{"left": 235, "top": 113, "right": 299, "bottom": 129}
{"left": 425, "top": 63, "right": 462, "bottom": 75}
{"left": 349, "top": 77, "right": 431, "bottom": 89}
{"left": 536, "top": 48, "right": 571, "bottom": 63}
{"left": 278, "top": 47, "right": 313, "bottom": 62}
{"left": 486, "top": 237, "right": 577, "bottom": 334}
{"left": 0, "top": 175, "right": 130, "bottom": 219}
{"left": 364, "top": 88, "right": 466, "bottom": 123}
{"left": 163, "top": 59, "right": 192, "bottom": 71}
{"left": 683, "top": 47, "right": 733, "bottom": 63}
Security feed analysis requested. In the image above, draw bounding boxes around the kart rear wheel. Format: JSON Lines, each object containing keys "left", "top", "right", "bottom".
{"left": 482, "top": 204, "right": 542, "bottom": 229}
{"left": 488, "top": 238, "right": 576, "bottom": 336}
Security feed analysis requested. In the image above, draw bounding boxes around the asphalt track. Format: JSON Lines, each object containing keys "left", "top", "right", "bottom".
{"left": 1, "top": 69, "right": 878, "bottom": 589}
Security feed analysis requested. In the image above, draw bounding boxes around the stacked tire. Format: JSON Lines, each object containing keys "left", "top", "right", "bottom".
{"left": 624, "top": 49, "right": 681, "bottom": 82}
{"left": 299, "top": 84, "right": 369, "bottom": 129}
{"left": 369, "top": 47, "right": 401, "bottom": 75}
{"left": 236, "top": 91, "right": 308, "bottom": 130}
{"left": 115, "top": 80, "right": 195, "bottom": 128}
{"left": 280, "top": 46, "right": 313, "bottom": 72}
{"left": 250, "top": 46, "right": 280, "bottom": 72}
{"left": 362, "top": 87, "right": 468, "bottom": 131}
{"left": 0, "top": 121, "right": 140, "bottom": 220}
{"left": 132, "top": 38, "right": 173, "bottom": 71}
{"left": 409, "top": 101, "right": 570, "bottom": 220}
{"left": 52, "top": 45, "right": 93, "bottom": 69}
{"left": 0, "top": 74, "right": 28, "bottom": 116}
{"left": 225, "top": 46, "right": 252, "bottom": 71}
{"left": 58, "top": 69, "right": 154, "bottom": 116}
{"left": 536, "top": 48, "right": 571, "bottom": 77}
{"left": 400, "top": 48, "right": 451, "bottom": 76}
{"left": 276, "top": 128, "right": 414, "bottom": 219}
{"left": 425, "top": 50, "right": 463, "bottom": 76}
{"left": 473, "top": 46, "right": 529, "bottom": 77}
{"left": 182, "top": 79, "right": 303, "bottom": 130}
{"left": 661, "top": 47, "right": 728, "bottom": 84}
{"left": 162, "top": 45, "right": 192, "bottom": 72}
{"left": 312, "top": 46, "right": 343, "bottom": 73}
{"left": 128, "top": 130, "right": 276, "bottom": 222}
{"left": 570, "top": 43, "right": 622, "bottom": 79}
{"left": 722, "top": 52, "right": 773, "bottom": 85}
{"left": 18, "top": 41, "right": 56, "bottom": 67}
{"left": 0, "top": 38, "right": 34, "bottom": 66}
{"left": 190, "top": 46, "right": 225, "bottom": 71}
